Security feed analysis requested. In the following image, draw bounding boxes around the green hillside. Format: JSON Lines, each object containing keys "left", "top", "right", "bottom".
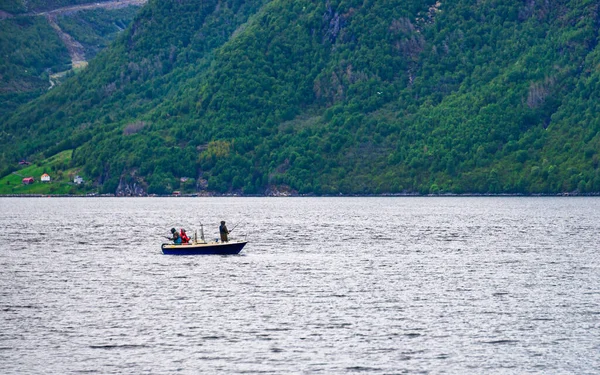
{"left": 0, "top": 15, "right": 70, "bottom": 117}
{"left": 55, "top": 6, "right": 141, "bottom": 59}
{"left": 0, "top": 150, "right": 93, "bottom": 195}
{"left": 0, "top": 0, "right": 141, "bottom": 119}
{"left": 1, "top": 0, "right": 599, "bottom": 195}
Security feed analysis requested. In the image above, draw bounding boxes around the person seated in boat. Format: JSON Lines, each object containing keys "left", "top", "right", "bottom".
{"left": 168, "top": 228, "right": 182, "bottom": 244}
{"left": 219, "top": 221, "right": 229, "bottom": 242}
{"left": 180, "top": 228, "right": 190, "bottom": 244}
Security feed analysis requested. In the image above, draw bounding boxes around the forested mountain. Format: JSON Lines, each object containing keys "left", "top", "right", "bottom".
{"left": 0, "top": 0, "right": 142, "bottom": 119}
{"left": 1, "top": 0, "right": 600, "bottom": 195}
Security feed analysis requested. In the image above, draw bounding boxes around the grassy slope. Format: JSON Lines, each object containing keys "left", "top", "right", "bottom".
{"left": 0, "top": 150, "right": 92, "bottom": 195}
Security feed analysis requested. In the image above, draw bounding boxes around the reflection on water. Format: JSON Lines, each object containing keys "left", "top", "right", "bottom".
{"left": 1, "top": 197, "right": 599, "bottom": 374}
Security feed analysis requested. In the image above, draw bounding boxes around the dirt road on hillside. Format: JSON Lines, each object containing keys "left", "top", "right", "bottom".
{"left": 37, "top": 0, "right": 147, "bottom": 71}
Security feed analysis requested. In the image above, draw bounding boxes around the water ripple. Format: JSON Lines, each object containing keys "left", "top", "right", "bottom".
{"left": 1, "top": 197, "right": 599, "bottom": 374}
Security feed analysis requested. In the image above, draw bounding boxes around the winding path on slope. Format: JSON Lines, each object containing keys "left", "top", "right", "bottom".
{"left": 36, "top": 1, "right": 147, "bottom": 72}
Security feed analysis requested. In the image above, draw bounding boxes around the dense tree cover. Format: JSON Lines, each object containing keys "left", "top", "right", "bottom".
{"left": 1, "top": 0, "right": 600, "bottom": 195}
{"left": 56, "top": 7, "right": 140, "bottom": 59}
{"left": 0, "top": 0, "right": 26, "bottom": 13}
{"left": 0, "top": 1, "right": 139, "bottom": 120}
{"left": 0, "top": 15, "right": 70, "bottom": 117}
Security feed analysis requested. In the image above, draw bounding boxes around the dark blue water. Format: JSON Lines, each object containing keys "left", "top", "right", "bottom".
{"left": 1, "top": 197, "right": 599, "bottom": 374}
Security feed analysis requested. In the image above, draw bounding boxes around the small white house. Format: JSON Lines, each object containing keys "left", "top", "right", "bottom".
{"left": 41, "top": 173, "right": 51, "bottom": 182}
{"left": 74, "top": 176, "right": 84, "bottom": 185}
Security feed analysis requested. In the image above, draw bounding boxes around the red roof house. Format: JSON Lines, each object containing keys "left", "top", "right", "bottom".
{"left": 22, "top": 177, "right": 34, "bottom": 185}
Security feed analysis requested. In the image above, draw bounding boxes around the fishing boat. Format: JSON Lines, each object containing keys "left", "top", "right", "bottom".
{"left": 161, "top": 224, "right": 247, "bottom": 255}
{"left": 161, "top": 239, "right": 247, "bottom": 255}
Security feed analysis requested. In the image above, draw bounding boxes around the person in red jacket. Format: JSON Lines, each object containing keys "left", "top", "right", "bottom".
{"left": 180, "top": 228, "right": 190, "bottom": 244}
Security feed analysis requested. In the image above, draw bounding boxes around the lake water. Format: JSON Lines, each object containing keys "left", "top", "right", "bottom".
{"left": 0, "top": 197, "right": 599, "bottom": 374}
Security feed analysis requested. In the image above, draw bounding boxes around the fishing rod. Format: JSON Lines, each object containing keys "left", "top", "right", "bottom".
{"left": 229, "top": 221, "right": 244, "bottom": 233}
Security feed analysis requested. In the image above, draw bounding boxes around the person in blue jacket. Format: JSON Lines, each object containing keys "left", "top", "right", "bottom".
{"left": 168, "top": 228, "right": 182, "bottom": 244}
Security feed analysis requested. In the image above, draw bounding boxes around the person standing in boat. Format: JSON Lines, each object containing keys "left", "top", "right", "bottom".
{"left": 180, "top": 228, "right": 190, "bottom": 244}
{"left": 168, "top": 228, "right": 182, "bottom": 244}
{"left": 219, "top": 221, "right": 229, "bottom": 242}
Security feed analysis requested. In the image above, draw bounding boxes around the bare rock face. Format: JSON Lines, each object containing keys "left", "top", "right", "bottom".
{"left": 116, "top": 179, "right": 146, "bottom": 196}
{"left": 264, "top": 185, "right": 298, "bottom": 197}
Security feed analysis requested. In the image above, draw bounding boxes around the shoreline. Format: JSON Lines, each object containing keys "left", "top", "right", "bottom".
{"left": 1, "top": 193, "right": 599, "bottom": 198}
